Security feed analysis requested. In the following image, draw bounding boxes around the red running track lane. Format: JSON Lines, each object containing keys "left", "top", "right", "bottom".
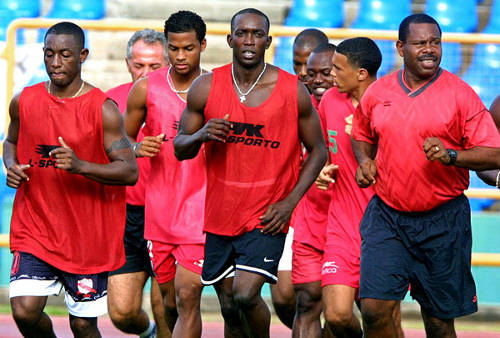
{"left": 0, "top": 315, "right": 499, "bottom": 337}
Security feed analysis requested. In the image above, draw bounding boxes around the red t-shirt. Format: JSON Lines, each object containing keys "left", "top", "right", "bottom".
{"left": 106, "top": 82, "right": 150, "bottom": 206}
{"left": 143, "top": 67, "right": 206, "bottom": 244}
{"left": 321, "top": 88, "right": 374, "bottom": 253}
{"left": 203, "top": 64, "right": 302, "bottom": 236}
{"left": 352, "top": 69, "right": 500, "bottom": 212}
{"left": 10, "top": 83, "right": 126, "bottom": 274}
{"left": 292, "top": 94, "right": 330, "bottom": 250}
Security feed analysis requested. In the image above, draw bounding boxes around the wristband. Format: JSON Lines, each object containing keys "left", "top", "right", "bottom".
{"left": 496, "top": 170, "right": 500, "bottom": 189}
{"left": 133, "top": 142, "right": 140, "bottom": 156}
{"left": 445, "top": 149, "right": 457, "bottom": 166}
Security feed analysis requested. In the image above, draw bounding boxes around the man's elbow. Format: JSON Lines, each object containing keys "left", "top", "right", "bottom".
{"left": 124, "top": 162, "right": 139, "bottom": 186}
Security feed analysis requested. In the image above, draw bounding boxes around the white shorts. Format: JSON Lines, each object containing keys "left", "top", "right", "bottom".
{"left": 10, "top": 279, "right": 108, "bottom": 317}
{"left": 278, "top": 227, "right": 294, "bottom": 271}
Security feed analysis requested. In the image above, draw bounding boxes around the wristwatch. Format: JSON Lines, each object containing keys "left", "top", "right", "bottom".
{"left": 446, "top": 149, "right": 457, "bottom": 166}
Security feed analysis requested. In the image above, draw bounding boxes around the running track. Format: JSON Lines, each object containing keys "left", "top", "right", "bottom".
{"left": 1, "top": 315, "right": 499, "bottom": 337}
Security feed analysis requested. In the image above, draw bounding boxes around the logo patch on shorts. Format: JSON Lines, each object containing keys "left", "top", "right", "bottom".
{"left": 194, "top": 259, "right": 204, "bottom": 268}
{"left": 322, "top": 261, "right": 339, "bottom": 275}
{"left": 473, "top": 294, "right": 477, "bottom": 303}
{"left": 10, "top": 252, "right": 20, "bottom": 277}
{"left": 76, "top": 278, "right": 97, "bottom": 299}
{"left": 264, "top": 257, "right": 274, "bottom": 263}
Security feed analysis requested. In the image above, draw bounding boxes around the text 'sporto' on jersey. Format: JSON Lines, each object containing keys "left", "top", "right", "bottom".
{"left": 203, "top": 64, "right": 302, "bottom": 236}
{"left": 11, "top": 82, "right": 126, "bottom": 274}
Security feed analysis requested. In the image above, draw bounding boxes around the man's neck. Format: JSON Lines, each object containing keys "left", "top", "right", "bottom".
{"left": 350, "top": 77, "right": 376, "bottom": 108}
{"left": 170, "top": 66, "right": 202, "bottom": 87}
{"left": 232, "top": 60, "right": 266, "bottom": 85}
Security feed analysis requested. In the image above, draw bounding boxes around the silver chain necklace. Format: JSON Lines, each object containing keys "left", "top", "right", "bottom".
{"left": 167, "top": 66, "right": 202, "bottom": 94}
{"left": 231, "top": 62, "right": 267, "bottom": 102}
{"left": 48, "top": 80, "right": 85, "bottom": 99}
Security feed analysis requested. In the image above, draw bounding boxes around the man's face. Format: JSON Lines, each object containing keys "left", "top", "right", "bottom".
{"left": 167, "top": 30, "right": 206, "bottom": 76}
{"left": 397, "top": 23, "right": 442, "bottom": 81}
{"left": 228, "top": 13, "right": 271, "bottom": 68}
{"left": 43, "top": 33, "right": 87, "bottom": 87}
{"left": 307, "top": 51, "right": 334, "bottom": 102}
{"left": 293, "top": 46, "right": 313, "bottom": 84}
{"left": 331, "top": 51, "right": 358, "bottom": 94}
{"left": 126, "top": 40, "right": 167, "bottom": 82}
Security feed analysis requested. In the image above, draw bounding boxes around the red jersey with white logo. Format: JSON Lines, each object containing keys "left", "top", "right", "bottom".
{"left": 143, "top": 67, "right": 206, "bottom": 244}
{"left": 203, "top": 64, "right": 301, "bottom": 236}
{"left": 292, "top": 94, "right": 330, "bottom": 250}
{"left": 352, "top": 69, "right": 500, "bottom": 212}
{"left": 10, "top": 83, "right": 126, "bottom": 274}
{"left": 321, "top": 87, "right": 374, "bottom": 253}
{"left": 106, "top": 82, "right": 150, "bottom": 206}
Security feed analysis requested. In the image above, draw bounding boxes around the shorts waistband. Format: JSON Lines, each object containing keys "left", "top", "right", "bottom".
{"left": 126, "top": 204, "right": 145, "bottom": 212}
{"left": 375, "top": 194, "right": 467, "bottom": 219}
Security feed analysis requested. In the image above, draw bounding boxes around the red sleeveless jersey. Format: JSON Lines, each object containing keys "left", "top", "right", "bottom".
{"left": 143, "top": 67, "right": 206, "bottom": 244}
{"left": 106, "top": 82, "right": 150, "bottom": 206}
{"left": 204, "top": 64, "right": 301, "bottom": 236}
{"left": 10, "top": 82, "right": 126, "bottom": 274}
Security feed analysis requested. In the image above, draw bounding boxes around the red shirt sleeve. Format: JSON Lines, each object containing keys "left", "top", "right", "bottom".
{"left": 352, "top": 95, "right": 377, "bottom": 144}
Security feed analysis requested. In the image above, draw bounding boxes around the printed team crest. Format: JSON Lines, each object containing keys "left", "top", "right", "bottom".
{"left": 76, "top": 278, "right": 97, "bottom": 298}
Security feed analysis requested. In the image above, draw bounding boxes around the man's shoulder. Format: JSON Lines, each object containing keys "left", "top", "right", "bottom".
{"left": 105, "top": 82, "right": 133, "bottom": 97}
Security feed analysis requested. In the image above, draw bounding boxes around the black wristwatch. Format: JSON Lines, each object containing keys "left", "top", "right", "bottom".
{"left": 446, "top": 149, "right": 457, "bottom": 166}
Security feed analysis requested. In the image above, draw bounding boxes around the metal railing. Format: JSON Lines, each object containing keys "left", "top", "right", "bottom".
{"left": 1, "top": 18, "right": 500, "bottom": 267}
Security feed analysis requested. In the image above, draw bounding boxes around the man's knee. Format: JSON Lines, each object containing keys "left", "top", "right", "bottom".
{"left": 176, "top": 284, "right": 201, "bottom": 309}
{"left": 360, "top": 299, "right": 395, "bottom": 328}
{"left": 69, "top": 316, "right": 98, "bottom": 336}
{"left": 233, "top": 288, "right": 261, "bottom": 311}
{"left": 11, "top": 297, "right": 45, "bottom": 327}
{"left": 423, "top": 314, "right": 456, "bottom": 338}
{"left": 324, "top": 306, "right": 352, "bottom": 328}
{"left": 295, "top": 289, "right": 319, "bottom": 316}
{"left": 108, "top": 304, "right": 141, "bottom": 328}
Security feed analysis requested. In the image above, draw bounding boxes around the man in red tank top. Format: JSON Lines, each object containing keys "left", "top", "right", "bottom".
{"left": 174, "top": 8, "right": 327, "bottom": 338}
{"left": 106, "top": 29, "right": 171, "bottom": 338}
{"left": 4, "top": 22, "right": 138, "bottom": 338}
{"left": 271, "top": 28, "right": 330, "bottom": 330}
{"left": 125, "top": 11, "right": 207, "bottom": 338}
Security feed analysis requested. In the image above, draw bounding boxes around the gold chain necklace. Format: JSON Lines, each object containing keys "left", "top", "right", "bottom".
{"left": 48, "top": 80, "right": 85, "bottom": 99}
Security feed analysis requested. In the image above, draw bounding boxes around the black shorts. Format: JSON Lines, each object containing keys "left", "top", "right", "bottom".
{"left": 359, "top": 194, "right": 478, "bottom": 319}
{"left": 109, "top": 204, "right": 154, "bottom": 277}
{"left": 201, "top": 228, "right": 287, "bottom": 285}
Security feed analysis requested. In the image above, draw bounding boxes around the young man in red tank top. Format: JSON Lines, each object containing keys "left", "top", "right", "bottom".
{"left": 106, "top": 29, "right": 172, "bottom": 338}
{"left": 174, "top": 8, "right": 327, "bottom": 338}
{"left": 4, "top": 22, "right": 138, "bottom": 338}
{"left": 124, "top": 11, "right": 207, "bottom": 338}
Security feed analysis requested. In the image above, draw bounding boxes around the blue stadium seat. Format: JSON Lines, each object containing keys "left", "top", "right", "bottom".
{"left": 0, "top": 1, "right": 41, "bottom": 43}
{"left": 285, "top": 0, "right": 343, "bottom": 28}
{"left": 351, "top": 0, "right": 411, "bottom": 30}
{"left": 425, "top": 0, "right": 478, "bottom": 33}
{"left": 350, "top": 1, "right": 411, "bottom": 77}
{"left": 461, "top": 65, "right": 499, "bottom": 109}
{"left": 275, "top": 0, "right": 343, "bottom": 74}
{"left": 439, "top": 42, "right": 462, "bottom": 74}
{"left": 46, "top": 0, "right": 105, "bottom": 20}
{"left": 273, "top": 36, "right": 295, "bottom": 74}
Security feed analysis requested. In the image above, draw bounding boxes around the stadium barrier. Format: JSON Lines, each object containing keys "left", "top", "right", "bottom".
{"left": 1, "top": 19, "right": 500, "bottom": 269}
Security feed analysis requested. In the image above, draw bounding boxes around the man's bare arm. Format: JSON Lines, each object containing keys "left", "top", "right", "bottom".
{"left": 3, "top": 93, "right": 31, "bottom": 188}
{"left": 174, "top": 73, "right": 232, "bottom": 160}
{"left": 50, "top": 99, "right": 138, "bottom": 185}
{"left": 477, "top": 96, "right": 500, "bottom": 186}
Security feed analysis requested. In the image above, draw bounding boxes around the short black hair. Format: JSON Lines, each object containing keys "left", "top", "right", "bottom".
{"left": 45, "top": 21, "right": 85, "bottom": 50}
{"left": 231, "top": 8, "right": 270, "bottom": 33}
{"left": 311, "top": 43, "right": 337, "bottom": 55}
{"left": 399, "top": 14, "right": 442, "bottom": 43}
{"left": 294, "top": 29, "right": 329, "bottom": 49}
{"left": 336, "top": 37, "right": 382, "bottom": 76}
{"left": 164, "top": 10, "right": 206, "bottom": 43}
